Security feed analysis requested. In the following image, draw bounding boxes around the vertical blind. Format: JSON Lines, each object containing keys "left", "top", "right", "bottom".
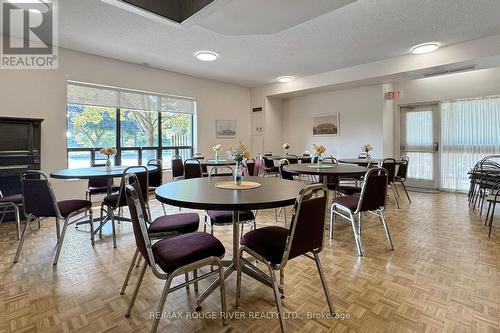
{"left": 440, "top": 96, "right": 500, "bottom": 191}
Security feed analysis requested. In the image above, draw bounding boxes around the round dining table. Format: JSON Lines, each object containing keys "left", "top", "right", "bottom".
{"left": 155, "top": 176, "right": 306, "bottom": 305}
{"left": 338, "top": 158, "right": 404, "bottom": 166}
{"left": 283, "top": 163, "right": 368, "bottom": 178}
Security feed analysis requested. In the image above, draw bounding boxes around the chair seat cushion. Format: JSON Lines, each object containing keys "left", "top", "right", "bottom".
{"left": 57, "top": 200, "right": 91, "bottom": 217}
{"left": 332, "top": 195, "right": 359, "bottom": 211}
{"left": 0, "top": 193, "right": 23, "bottom": 204}
{"left": 149, "top": 213, "right": 200, "bottom": 234}
{"left": 207, "top": 210, "right": 255, "bottom": 225}
{"left": 336, "top": 186, "right": 362, "bottom": 195}
{"left": 103, "top": 193, "right": 119, "bottom": 206}
{"left": 153, "top": 232, "right": 225, "bottom": 273}
{"left": 240, "top": 226, "right": 288, "bottom": 265}
{"left": 87, "top": 185, "right": 120, "bottom": 195}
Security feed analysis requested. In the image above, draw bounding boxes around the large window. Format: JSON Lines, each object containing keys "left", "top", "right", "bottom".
{"left": 67, "top": 82, "right": 195, "bottom": 169}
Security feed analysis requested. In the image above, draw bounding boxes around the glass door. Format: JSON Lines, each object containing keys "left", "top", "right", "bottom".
{"left": 400, "top": 104, "right": 439, "bottom": 189}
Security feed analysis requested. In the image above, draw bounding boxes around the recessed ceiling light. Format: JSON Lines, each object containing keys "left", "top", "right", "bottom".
{"left": 411, "top": 43, "right": 440, "bottom": 55}
{"left": 277, "top": 76, "right": 295, "bottom": 83}
{"left": 195, "top": 51, "right": 219, "bottom": 62}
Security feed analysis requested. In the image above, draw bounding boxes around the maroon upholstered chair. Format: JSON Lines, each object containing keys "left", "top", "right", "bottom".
{"left": 0, "top": 191, "right": 23, "bottom": 239}
{"left": 86, "top": 158, "right": 120, "bottom": 201}
{"left": 124, "top": 177, "right": 227, "bottom": 333}
{"left": 236, "top": 184, "right": 334, "bottom": 332}
{"left": 100, "top": 166, "right": 149, "bottom": 248}
{"left": 330, "top": 167, "right": 394, "bottom": 256}
{"left": 382, "top": 158, "right": 400, "bottom": 208}
{"left": 171, "top": 155, "right": 185, "bottom": 180}
{"left": 147, "top": 159, "right": 166, "bottom": 214}
{"left": 14, "top": 171, "right": 93, "bottom": 265}
{"left": 395, "top": 155, "right": 411, "bottom": 203}
{"left": 263, "top": 156, "right": 279, "bottom": 176}
{"left": 184, "top": 158, "right": 203, "bottom": 179}
{"left": 120, "top": 173, "right": 200, "bottom": 296}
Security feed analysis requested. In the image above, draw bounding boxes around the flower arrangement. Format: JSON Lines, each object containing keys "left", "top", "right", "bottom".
{"left": 99, "top": 147, "right": 117, "bottom": 156}
{"left": 227, "top": 143, "right": 251, "bottom": 163}
{"left": 212, "top": 144, "right": 222, "bottom": 152}
{"left": 99, "top": 147, "right": 117, "bottom": 171}
{"left": 313, "top": 144, "right": 326, "bottom": 155}
{"left": 362, "top": 144, "right": 374, "bottom": 153}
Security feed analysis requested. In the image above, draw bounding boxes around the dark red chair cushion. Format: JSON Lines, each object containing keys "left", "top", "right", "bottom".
{"left": 152, "top": 232, "right": 225, "bottom": 273}
{"left": 149, "top": 213, "right": 200, "bottom": 234}
{"left": 102, "top": 193, "right": 126, "bottom": 208}
{"left": 207, "top": 210, "right": 255, "bottom": 224}
{"left": 0, "top": 193, "right": 23, "bottom": 204}
{"left": 240, "top": 226, "right": 288, "bottom": 265}
{"left": 332, "top": 195, "right": 359, "bottom": 211}
{"left": 336, "top": 186, "right": 362, "bottom": 196}
{"left": 57, "top": 200, "right": 91, "bottom": 217}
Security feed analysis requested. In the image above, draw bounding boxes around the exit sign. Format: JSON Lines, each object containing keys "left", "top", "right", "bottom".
{"left": 385, "top": 91, "right": 403, "bottom": 100}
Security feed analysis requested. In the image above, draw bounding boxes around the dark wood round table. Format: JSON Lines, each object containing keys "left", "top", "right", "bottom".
{"left": 156, "top": 176, "right": 306, "bottom": 304}
{"left": 283, "top": 163, "right": 368, "bottom": 177}
{"left": 50, "top": 165, "right": 156, "bottom": 180}
{"left": 338, "top": 158, "right": 404, "bottom": 166}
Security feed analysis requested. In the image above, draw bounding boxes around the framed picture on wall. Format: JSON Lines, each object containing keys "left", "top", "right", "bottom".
{"left": 312, "top": 113, "right": 340, "bottom": 136}
{"left": 216, "top": 119, "right": 236, "bottom": 138}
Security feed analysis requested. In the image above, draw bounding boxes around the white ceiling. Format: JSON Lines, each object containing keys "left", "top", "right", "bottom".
{"left": 57, "top": 0, "right": 500, "bottom": 87}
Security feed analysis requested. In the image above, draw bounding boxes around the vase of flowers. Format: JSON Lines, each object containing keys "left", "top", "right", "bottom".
{"left": 313, "top": 144, "right": 326, "bottom": 167}
{"left": 227, "top": 143, "right": 251, "bottom": 185}
{"left": 282, "top": 143, "right": 290, "bottom": 156}
{"left": 213, "top": 144, "right": 222, "bottom": 162}
{"left": 99, "top": 147, "right": 117, "bottom": 172}
{"left": 362, "top": 144, "right": 374, "bottom": 159}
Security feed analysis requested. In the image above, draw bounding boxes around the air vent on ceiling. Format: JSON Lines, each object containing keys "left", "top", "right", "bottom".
{"left": 423, "top": 65, "right": 477, "bottom": 78}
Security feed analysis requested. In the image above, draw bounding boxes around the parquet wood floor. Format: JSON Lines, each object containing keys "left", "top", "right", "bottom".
{"left": 1, "top": 189, "right": 499, "bottom": 332}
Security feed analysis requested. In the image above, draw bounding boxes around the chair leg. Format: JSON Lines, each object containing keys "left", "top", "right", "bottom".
{"left": 185, "top": 272, "right": 190, "bottom": 291}
{"left": 135, "top": 254, "right": 143, "bottom": 267}
{"left": 203, "top": 215, "right": 207, "bottom": 233}
{"left": 147, "top": 203, "right": 153, "bottom": 221}
{"left": 14, "top": 205, "right": 21, "bottom": 240}
{"left": 400, "top": 181, "right": 411, "bottom": 203}
{"left": 110, "top": 207, "right": 117, "bottom": 248}
{"left": 488, "top": 202, "right": 496, "bottom": 238}
{"left": 350, "top": 213, "right": 363, "bottom": 257}
{"left": 235, "top": 249, "right": 243, "bottom": 308}
{"left": 121, "top": 248, "right": 139, "bottom": 295}
{"left": 99, "top": 204, "right": 104, "bottom": 238}
{"left": 279, "top": 268, "right": 285, "bottom": 299}
{"left": 14, "top": 216, "right": 34, "bottom": 263}
{"left": 217, "top": 259, "right": 227, "bottom": 326}
{"left": 55, "top": 216, "right": 61, "bottom": 241}
{"left": 193, "top": 269, "right": 199, "bottom": 294}
{"left": 313, "top": 252, "right": 335, "bottom": 316}
{"left": 54, "top": 216, "right": 71, "bottom": 265}
{"left": 379, "top": 211, "right": 394, "bottom": 250}
{"left": 329, "top": 206, "right": 334, "bottom": 239}
{"left": 485, "top": 201, "right": 492, "bottom": 226}
{"left": 125, "top": 261, "right": 148, "bottom": 318}
{"left": 150, "top": 275, "right": 175, "bottom": 333}
{"left": 89, "top": 208, "right": 95, "bottom": 246}
{"left": 392, "top": 185, "right": 400, "bottom": 209}
{"left": 283, "top": 207, "right": 287, "bottom": 227}
{"left": 161, "top": 203, "right": 167, "bottom": 215}
{"left": 267, "top": 264, "right": 286, "bottom": 333}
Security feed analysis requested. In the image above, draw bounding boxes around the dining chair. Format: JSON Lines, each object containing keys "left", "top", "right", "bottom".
{"left": 330, "top": 167, "right": 394, "bottom": 256}
{"left": 147, "top": 159, "right": 166, "bottom": 214}
{"left": 236, "top": 184, "right": 334, "bottom": 333}
{"left": 286, "top": 154, "right": 299, "bottom": 164}
{"left": 85, "top": 159, "right": 120, "bottom": 202}
{"left": 301, "top": 152, "right": 312, "bottom": 163}
{"left": 100, "top": 166, "right": 149, "bottom": 248}
{"left": 395, "top": 155, "right": 411, "bottom": 203}
{"left": 486, "top": 181, "right": 500, "bottom": 237}
{"left": 254, "top": 155, "right": 264, "bottom": 176}
{"left": 120, "top": 173, "right": 200, "bottom": 295}
{"left": 382, "top": 158, "right": 400, "bottom": 208}
{"left": 263, "top": 156, "right": 279, "bottom": 176}
{"left": 14, "top": 170, "right": 93, "bottom": 265}
{"left": 0, "top": 190, "right": 23, "bottom": 239}
{"left": 124, "top": 179, "right": 227, "bottom": 333}
{"left": 171, "top": 155, "right": 185, "bottom": 180}
{"left": 243, "top": 158, "right": 256, "bottom": 177}
{"left": 184, "top": 159, "right": 203, "bottom": 179}
{"left": 192, "top": 153, "right": 208, "bottom": 175}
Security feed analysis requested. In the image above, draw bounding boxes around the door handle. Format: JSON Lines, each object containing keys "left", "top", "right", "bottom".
{"left": 433, "top": 142, "right": 439, "bottom": 152}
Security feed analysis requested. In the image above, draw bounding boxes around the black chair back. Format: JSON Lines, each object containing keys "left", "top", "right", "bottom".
{"left": 147, "top": 159, "right": 163, "bottom": 187}
{"left": 286, "top": 155, "right": 298, "bottom": 164}
{"left": 396, "top": 155, "right": 409, "bottom": 180}
{"left": 115, "top": 166, "right": 149, "bottom": 208}
{"left": 21, "top": 171, "right": 59, "bottom": 218}
{"left": 254, "top": 156, "right": 264, "bottom": 176}
{"left": 358, "top": 168, "right": 388, "bottom": 212}
{"left": 322, "top": 156, "right": 338, "bottom": 164}
{"left": 263, "top": 157, "right": 275, "bottom": 169}
{"left": 244, "top": 159, "right": 255, "bottom": 177}
{"left": 171, "top": 156, "right": 184, "bottom": 179}
{"left": 89, "top": 159, "right": 110, "bottom": 188}
{"left": 302, "top": 152, "right": 312, "bottom": 164}
{"left": 278, "top": 159, "right": 294, "bottom": 181}
{"left": 284, "top": 184, "right": 328, "bottom": 263}
{"left": 125, "top": 175, "right": 153, "bottom": 266}
{"left": 382, "top": 158, "right": 397, "bottom": 184}
{"left": 184, "top": 159, "right": 203, "bottom": 179}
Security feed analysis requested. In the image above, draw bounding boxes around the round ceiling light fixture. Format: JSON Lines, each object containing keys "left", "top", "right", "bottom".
{"left": 411, "top": 42, "right": 440, "bottom": 55}
{"left": 194, "top": 51, "right": 219, "bottom": 62}
{"left": 277, "top": 76, "right": 295, "bottom": 83}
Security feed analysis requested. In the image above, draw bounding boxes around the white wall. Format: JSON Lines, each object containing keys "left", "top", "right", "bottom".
{"left": 282, "top": 85, "right": 385, "bottom": 158}
{"left": 0, "top": 48, "right": 250, "bottom": 199}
